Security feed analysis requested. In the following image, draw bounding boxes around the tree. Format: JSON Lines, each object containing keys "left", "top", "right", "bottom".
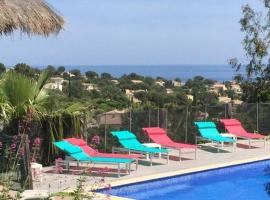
{"left": 63, "top": 80, "right": 84, "bottom": 98}
{"left": 174, "top": 78, "right": 181, "bottom": 83}
{"left": 55, "top": 66, "right": 65, "bottom": 75}
{"left": 46, "top": 65, "right": 56, "bottom": 74}
{"left": 164, "top": 80, "right": 173, "bottom": 88}
{"left": 0, "top": 70, "right": 52, "bottom": 188}
{"left": 0, "top": 63, "right": 6, "bottom": 75}
{"left": 127, "top": 73, "right": 143, "bottom": 80}
{"left": 144, "top": 76, "right": 155, "bottom": 86}
{"left": 14, "top": 63, "right": 39, "bottom": 79}
{"left": 62, "top": 72, "right": 70, "bottom": 80}
{"left": 230, "top": 0, "right": 270, "bottom": 102}
{"left": 70, "top": 69, "right": 81, "bottom": 77}
{"left": 134, "top": 91, "right": 148, "bottom": 102}
{"left": 101, "top": 72, "right": 112, "bottom": 79}
{"left": 0, "top": 70, "right": 52, "bottom": 124}
{"left": 85, "top": 71, "right": 98, "bottom": 80}
{"left": 185, "top": 76, "right": 216, "bottom": 106}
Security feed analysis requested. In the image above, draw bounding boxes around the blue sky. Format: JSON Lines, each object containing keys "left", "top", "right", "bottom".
{"left": 1, "top": 0, "right": 262, "bottom": 66}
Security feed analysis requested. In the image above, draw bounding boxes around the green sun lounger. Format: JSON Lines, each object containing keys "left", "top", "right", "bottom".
{"left": 54, "top": 141, "right": 135, "bottom": 177}
{"left": 194, "top": 122, "right": 236, "bottom": 152}
{"left": 111, "top": 130, "right": 169, "bottom": 166}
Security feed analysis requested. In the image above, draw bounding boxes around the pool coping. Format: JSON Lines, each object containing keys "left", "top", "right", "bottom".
{"left": 91, "top": 155, "right": 270, "bottom": 199}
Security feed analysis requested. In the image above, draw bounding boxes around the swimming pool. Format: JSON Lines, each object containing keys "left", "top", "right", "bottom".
{"left": 100, "top": 160, "right": 270, "bottom": 200}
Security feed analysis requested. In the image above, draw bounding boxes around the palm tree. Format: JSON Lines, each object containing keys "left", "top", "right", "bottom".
{"left": 0, "top": 69, "right": 52, "bottom": 134}
{"left": 0, "top": 70, "right": 88, "bottom": 188}
{"left": 0, "top": 69, "right": 52, "bottom": 188}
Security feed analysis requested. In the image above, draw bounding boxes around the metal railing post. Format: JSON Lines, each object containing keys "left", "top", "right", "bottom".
{"left": 157, "top": 108, "right": 160, "bottom": 127}
{"left": 165, "top": 108, "right": 168, "bottom": 131}
{"left": 104, "top": 112, "right": 107, "bottom": 152}
{"left": 204, "top": 104, "right": 207, "bottom": 121}
{"left": 185, "top": 106, "right": 189, "bottom": 143}
{"left": 256, "top": 102, "right": 259, "bottom": 133}
{"left": 225, "top": 103, "right": 227, "bottom": 119}
{"left": 129, "top": 109, "right": 132, "bottom": 131}
{"left": 148, "top": 109, "right": 151, "bottom": 127}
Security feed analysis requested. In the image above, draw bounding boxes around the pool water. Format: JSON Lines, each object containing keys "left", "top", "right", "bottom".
{"left": 101, "top": 160, "right": 270, "bottom": 200}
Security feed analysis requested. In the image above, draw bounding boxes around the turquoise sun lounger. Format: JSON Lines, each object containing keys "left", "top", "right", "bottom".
{"left": 194, "top": 122, "right": 236, "bottom": 152}
{"left": 111, "top": 130, "right": 169, "bottom": 166}
{"left": 54, "top": 141, "right": 135, "bottom": 177}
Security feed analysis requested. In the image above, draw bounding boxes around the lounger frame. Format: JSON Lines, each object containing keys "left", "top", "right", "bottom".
{"left": 142, "top": 127, "right": 197, "bottom": 163}
{"left": 112, "top": 146, "right": 169, "bottom": 166}
{"left": 55, "top": 157, "right": 135, "bottom": 178}
{"left": 195, "top": 135, "right": 236, "bottom": 153}
{"left": 232, "top": 135, "right": 266, "bottom": 149}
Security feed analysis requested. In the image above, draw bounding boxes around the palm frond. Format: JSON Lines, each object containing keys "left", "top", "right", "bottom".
{"left": 2, "top": 71, "right": 36, "bottom": 107}
{"left": 35, "top": 69, "right": 52, "bottom": 99}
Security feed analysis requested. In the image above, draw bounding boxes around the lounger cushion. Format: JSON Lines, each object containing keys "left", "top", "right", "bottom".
{"left": 65, "top": 138, "right": 87, "bottom": 146}
{"left": 54, "top": 141, "right": 82, "bottom": 154}
{"left": 220, "top": 119, "right": 241, "bottom": 126}
{"left": 71, "top": 152, "right": 89, "bottom": 161}
{"left": 111, "top": 131, "right": 136, "bottom": 140}
{"left": 194, "top": 122, "right": 236, "bottom": 143}
{"left": 111, "top": 130, "right": 169, "bottom": 153}
{"left": 80, "top": 145, "right": 98, "bottom": 155}
{"left": 195, "top": 122, "right": 216, "bottom": 129}
{"left": 142, "top": 127, "right": 166, "bottom": 135}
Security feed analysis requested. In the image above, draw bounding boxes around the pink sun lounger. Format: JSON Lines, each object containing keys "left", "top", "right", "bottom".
{"left": 142, "top": 127, "right": 197, "bottom": 161}
{"left": 65, "top": 138, "right": 141, "bottom": 168}
{"left": 220, "top": 119, "right": 266, "bottom": 148}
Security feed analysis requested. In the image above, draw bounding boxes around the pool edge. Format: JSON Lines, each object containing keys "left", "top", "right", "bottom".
{"left": 108, "top": 155, "right": 270, "bottom": 188}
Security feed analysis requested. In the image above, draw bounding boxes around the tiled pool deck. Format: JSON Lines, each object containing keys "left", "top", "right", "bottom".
{"left": 36, "top": 140, "right": 270, "bottom": 199}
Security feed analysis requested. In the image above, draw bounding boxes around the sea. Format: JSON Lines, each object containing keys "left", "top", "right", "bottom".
{"left": 41, "top": 65, "right": 246, "bottom": 82}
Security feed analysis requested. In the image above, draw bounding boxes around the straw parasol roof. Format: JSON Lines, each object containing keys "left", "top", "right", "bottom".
{"left": 0, "top": 0, "right": 65, "bottom": 36}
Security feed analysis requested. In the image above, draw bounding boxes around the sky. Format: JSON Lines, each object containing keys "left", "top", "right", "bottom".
{"left": 0, "top": 0, "right": 263, "bottom": 66}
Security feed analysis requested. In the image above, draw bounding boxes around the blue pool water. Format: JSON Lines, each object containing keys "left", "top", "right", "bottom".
{"left": 100, "top": 160, "right": 270, "bottom": 200}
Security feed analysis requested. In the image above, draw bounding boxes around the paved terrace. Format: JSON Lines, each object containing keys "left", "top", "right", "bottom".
{"left": 35, "top": 140, "right": 270, "bottom": 195}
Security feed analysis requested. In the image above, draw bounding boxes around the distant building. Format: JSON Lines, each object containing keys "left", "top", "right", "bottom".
{"left": 230, "top": 83, "right": 242, "bottom": 94}
{"left": 97, "top": 109, "right": 129, "bottom": 128}
{"left": 125, "top": 89, "right": 144, "bottom": 103}
{"left": 61, "top": 72, "right": 75, "bottom": 77}
{"left": 44, "top": 77, "right": 64, "bottom": 91}
{"left": 232, "top": 99, "right": 243, "bottom": 105}
{"left": 186, "top": 94, "right": 194, "bottom": 101}
{"left": 218, "top": 96, "right": 231, "bottom": 103}
{"left": 166, "top": 88, "right": 173, "bottom": 94}
{"left": 111, "top": 79, "right": 119, "bottom": 85}
{"left": 172, "top": 80, "right": 181, "bottom": 87}
{"left": 210, "top": 83, "right": 227, "bottom": 94}
{"left": 82, "top": 83, "right": 98, "bottom": 91}
{"left": 131, "top": 79, "right": 143, "bottom": 84}
{"left": 196, "top": 111, "right": 209, "bottom": 120}
{"left": 155, "top": 80, "right": 165, "bottom": 87}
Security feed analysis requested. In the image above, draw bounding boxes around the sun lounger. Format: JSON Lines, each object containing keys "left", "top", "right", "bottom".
{"left": 65, "top": 138, "right": 140, "bottom": 169}
{"left": 111, "top": 130, "right": 170, "bottom": 166}
{"left": 142, "top": 127, "right": 197, "bottom": 161}
{"left": 54, "top": 140, "right": 135, "bottom": 177}
{"left": 220, "top": 119, "right": 266, "bottom": 148}
{"left": 194, "top": 121, "right": 236, "bottom": 152}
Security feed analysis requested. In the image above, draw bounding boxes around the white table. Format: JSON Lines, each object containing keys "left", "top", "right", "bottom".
{"left": 220, "top": 133, "right": 236, "bottom": 140}
{"left": 220, "top": 133, "right": 237, "bottom": 149}
{"left": 143, "top": 143, "right": 162, "bottom": 159}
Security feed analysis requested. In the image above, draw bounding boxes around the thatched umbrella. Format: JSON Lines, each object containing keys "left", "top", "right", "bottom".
{"left": 0, "top": 0, "right": 64, "bottom": 36}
